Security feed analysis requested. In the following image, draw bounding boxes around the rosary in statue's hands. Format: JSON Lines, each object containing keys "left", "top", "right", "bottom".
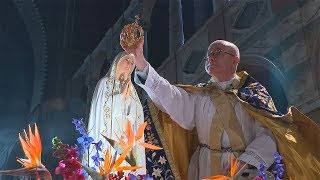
{"left": 119, "top": 73, "right": 130, "bottom": 99}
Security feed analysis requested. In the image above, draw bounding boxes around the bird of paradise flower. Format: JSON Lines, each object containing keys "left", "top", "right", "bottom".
{"left": 82, "top": 145, "right": 144, "bottom": 179}
{"left": 0, "top": 124, "right": 51, "bottom": 180}
{"left": 203, "top": 154, "right": 245, "bottom": 180}
{"left": 102, "top": 120, "right": 163, "bottom": 166}
{"left": 83, "top": 120, "right": 162, "bottom": 179}
{"left": 115, "top": 120, "right": 163, "bottom": 151}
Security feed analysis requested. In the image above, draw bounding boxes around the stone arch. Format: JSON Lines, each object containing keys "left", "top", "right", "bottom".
{"left": 13, "top": 0, "right": 48, "bottom": 112}
{"left": 239, "top": 54, "right": 288, "bottom": 113}
{"left": 0, "top": 0, "right": 48, "bottom": 174}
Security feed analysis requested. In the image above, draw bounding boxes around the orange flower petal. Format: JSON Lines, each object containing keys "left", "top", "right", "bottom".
{"left": 28, "top": 125, "right": 38, "bottom": 160}
{"left": 113, "top": 147, "right": 132, "bottom": 169}
{"left": 34, "top": 124, "right": 42, "bottom": 157}
{"left": 17, "top": 124, "right": 43, "bottom": 168}
{"left": 114, "top": 166, "right": 144, "bottom": 172}
{"left": 125, "top": 120, "right": 132, "bottom": 139}
{"left": 103, "top": 148, "right": 113, "bottom": 174}
{"left": 17, "top": 158, "right": 33, "bottom": 168}
{"left": 230, "top": 158, "right": 238, "bottom": 176}
{"left": 203, "top": 175, "right": 229, "bottom": 180}
{"left": 99, "top": 166, "right": 105, "bottom": 176}
{"left": 114, "top": 132, "right": 128, "bottom": 149}
{"left": 125, "top": 120, "right": 134, "bottom": 146}
{"left": 135, "top": 122, "right": 147, "bottom": 141}
{"left": 138, "top": 142, "right": 162, "bottom": 150}
{"left": 18, "top": 134, "right": 35, "bottom": 165}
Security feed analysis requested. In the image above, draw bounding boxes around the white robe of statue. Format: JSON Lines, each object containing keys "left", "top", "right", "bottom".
{"left": 83, "top": 52, "right": 146, "bottom": 176}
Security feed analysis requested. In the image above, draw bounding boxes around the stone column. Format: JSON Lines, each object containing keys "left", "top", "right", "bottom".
{"left": 194, "top": 0, "right": 213, "bottom": 29}
{"left": 212, "top": 0, "right": 224, "bottom": 15}
{"left": 140, "top": 0, "right": 157, "bottom": 59}
{"left": 169, "top": 0, "right": 184, "bottom": 55}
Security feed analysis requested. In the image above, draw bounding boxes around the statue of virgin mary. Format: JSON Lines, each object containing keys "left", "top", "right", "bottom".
{"left": 83, "top": 51, "right": 145, "bottom": 174}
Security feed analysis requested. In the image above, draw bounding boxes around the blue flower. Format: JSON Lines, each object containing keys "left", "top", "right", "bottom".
{"left": 82, "top": 136, "right": 94, "bottom": 149}
{"left": 91, "top": 152, "right": 104, "bottom": 166}
{"left": 272, "top": 151, "right": 284, "bottom": 180}
{"left": 257, "top": 163, "right": 267, "bottom": 180}
{"left": 94, "top": 140, "right": 103, "bottom": 152}
{"left": 72, "top": 118, "right": 83, "bottom": 128}
{"left": 77, "top": 135, "right": 94, "bottom": 154}
{"left": 72, "top": 118, "right": 88, "bottom": 136}
{"left": 143, "top": 174, "right": 153, "bottom": 180}
{"left": 78, "top": 127, "right": 87, "bottom": 135}
{"left": 77, "top": 136, "right": 85, "bottom": 144}
{"left": 129, "top": 173, "right": 137, "bottom": 180}
{"left": 274, "top": 151, "right": 283, "bottom": 164}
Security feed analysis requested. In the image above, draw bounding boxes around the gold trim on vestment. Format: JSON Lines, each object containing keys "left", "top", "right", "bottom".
{"left": 208, "top": 88, "right": 246, "bottom": 175}
{"left": 147, "top": 100, "right": 182, "bottom": 180}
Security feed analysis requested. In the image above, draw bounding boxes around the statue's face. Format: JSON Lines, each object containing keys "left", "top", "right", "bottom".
{"left": 117, "top": 54, "right": 135, "bottom": 78}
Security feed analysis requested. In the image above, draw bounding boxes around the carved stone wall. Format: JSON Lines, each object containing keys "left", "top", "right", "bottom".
{"left": 155, "top": 0, "right": 320, "bottom": 122}
{"left": 71, "top": 0, "right": 320, "bottom": 123}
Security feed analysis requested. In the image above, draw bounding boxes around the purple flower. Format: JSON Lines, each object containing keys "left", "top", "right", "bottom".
{"left": 72, "top": 118, "right": 88, "bottom": 135}
{"left": 77, "top": 135, "right": 94, "bottom": 154}
{"left": 77, "top": 136, "right": 85, "bottom": 144}
{"left": 129, "top": 173, "right": 137, "bottom": 180}
{"left": 274, "top": 151, "right": 282, "bottom": 163}
{"left": 94, "top": 140, "right": 103, "bottom": 152}
{"left": 78, "top": 127, "right": 87, "bottom": 135}
{"left": 72, "top": 118, "right": 83, "bottom": 128}
{"left": 272, "top": 152, "right": 284, "bottom": 180}
{"left": 143, "top": 174, "right": 153, "bottom": 180}
{"left": 91, "top": 152, "right": 104, "bottom": 166}
{"left": 257, "top": 163, "right": 267, "bottom": 180}
{"left": 83, "top": 136, "right": 94, "bottom": 147}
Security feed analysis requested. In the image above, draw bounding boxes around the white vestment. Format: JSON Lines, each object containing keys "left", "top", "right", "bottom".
{"left": 135, "top": 64, "right": 276, "bottom": 180}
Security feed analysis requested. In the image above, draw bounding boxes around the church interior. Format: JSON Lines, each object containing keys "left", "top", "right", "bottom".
{"left": 0, "top": 0, "right": 319, "bottom": 179}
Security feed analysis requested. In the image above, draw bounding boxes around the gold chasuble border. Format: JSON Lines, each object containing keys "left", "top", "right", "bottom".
{"left": 147, "top": 99, "right": 182, "bottom": 180}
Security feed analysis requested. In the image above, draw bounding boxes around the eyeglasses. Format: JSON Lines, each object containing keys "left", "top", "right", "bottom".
{"left": 204, "top": 49, "right": 236, "bottom": 60}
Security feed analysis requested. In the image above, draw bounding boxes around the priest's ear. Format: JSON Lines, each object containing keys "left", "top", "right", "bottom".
{"left": 233, "top": 56, "right": 240, "bottom": 64}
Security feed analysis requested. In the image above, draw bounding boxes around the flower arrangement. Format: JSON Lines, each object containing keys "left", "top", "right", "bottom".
{"left": 52, "top": 137, "right": 86, "bottom": 179}
{"left": 255, "top": 152, "right": 284, "bottom": 180}
{"left": 52, "top": 118, "right": 161, "bottom": 179}
{"left": 203, "top": 154, "right": 241, "bottom": 180}
{"left": 0, "top": 124, "right": 52, "bottom": 180}
{"left": 204, "top": 152, "right": 285, "bottom": 180}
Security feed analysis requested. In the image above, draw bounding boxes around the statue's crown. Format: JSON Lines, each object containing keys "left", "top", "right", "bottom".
{"left": 120, "top": 15, "right": 144, "bottom": 49}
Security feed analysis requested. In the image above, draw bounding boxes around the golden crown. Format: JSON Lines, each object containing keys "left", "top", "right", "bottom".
{"left": 120, "top": 15, "right": 144, "bottom": 49}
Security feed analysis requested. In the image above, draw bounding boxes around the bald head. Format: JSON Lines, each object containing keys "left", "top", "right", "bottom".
{"left": 205, "top": 40, "right": 240, "bottom": 81}
{"left": 208, "top": 40, "right": 240, "bottom": 59}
